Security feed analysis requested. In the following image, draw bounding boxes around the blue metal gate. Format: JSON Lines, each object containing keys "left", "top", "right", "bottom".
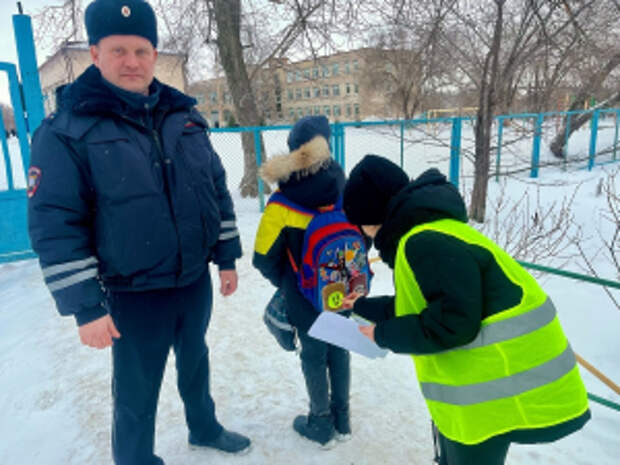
{"left": 0, "top": 10, "right": 44, "bottom": 263}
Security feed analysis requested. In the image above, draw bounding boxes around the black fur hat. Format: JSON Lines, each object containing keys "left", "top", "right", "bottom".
{"left": 343, "top": 154, "right": 410, "bottom": 225}
{"left": 85, "top": 0, "right": 158, "bottom": 48}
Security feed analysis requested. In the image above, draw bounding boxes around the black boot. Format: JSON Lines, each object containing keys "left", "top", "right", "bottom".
{"left": 293, "top": 413, "right": 336, "bottom": 447}
{"left": 331, "top": 406, "right": 351, "bottom": 439}
{"left": 188, "top": 428, "right": 251, "bottom": 454}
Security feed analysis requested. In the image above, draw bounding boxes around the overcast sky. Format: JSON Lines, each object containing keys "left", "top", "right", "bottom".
{"left": 0, "top": 0, "right": 60, "bottom": 105}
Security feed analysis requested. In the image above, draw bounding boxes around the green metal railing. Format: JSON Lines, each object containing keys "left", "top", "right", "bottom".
{"left": 518, "top": 260, "right": 620, "bottom": 412}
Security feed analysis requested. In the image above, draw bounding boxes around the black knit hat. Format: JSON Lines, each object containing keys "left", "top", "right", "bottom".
{"left": 85, "top": 0, "right": 158, "bottom": 48}
{"left": 287, "top": 115, "right": 331, "bottom": 152}
{"left": 343, "top": 154, "right": 410, "bottom": 225}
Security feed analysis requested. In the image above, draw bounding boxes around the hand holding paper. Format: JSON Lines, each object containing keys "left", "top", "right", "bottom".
{"left": 308, "top": 311, "right": 388, "bottom": 359}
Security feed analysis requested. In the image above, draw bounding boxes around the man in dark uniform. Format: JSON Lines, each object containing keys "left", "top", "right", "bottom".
{"left": 27, "top": 1, "right": 250, "bottom": 463}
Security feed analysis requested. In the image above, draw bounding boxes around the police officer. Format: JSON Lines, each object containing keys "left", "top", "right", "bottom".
{"left": 27, "top": 1, "right": 250, "bottom": 463}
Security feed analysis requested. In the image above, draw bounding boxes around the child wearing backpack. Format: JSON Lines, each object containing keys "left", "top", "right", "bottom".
{"left": 253, "top": 116, "right": 357, "bottom": 447}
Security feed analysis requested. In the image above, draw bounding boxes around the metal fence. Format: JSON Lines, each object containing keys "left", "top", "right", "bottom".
{"left": 0, "top": 12, "right": 44, "bottom": 264}
{"left": 207, "top": 107, "right": 620, "bottom": 212}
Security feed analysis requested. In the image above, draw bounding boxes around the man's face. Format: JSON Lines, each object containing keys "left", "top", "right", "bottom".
{"left": 91, "top": 35, "right": 157, "bottom": 95}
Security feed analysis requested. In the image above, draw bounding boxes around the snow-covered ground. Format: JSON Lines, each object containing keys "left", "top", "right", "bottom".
{"left": 1, "top": 126, "right": 619, "bottom": 464}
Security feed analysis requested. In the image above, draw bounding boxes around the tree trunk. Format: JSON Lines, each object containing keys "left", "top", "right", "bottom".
{"left": 212, "top": 0, "right": 270, "bottom": 197}
{"left": 550, "top": 51, "right": 620, "bottom": 159}
{"left": 469, "top": 0, "right": 505, "bottom": 223}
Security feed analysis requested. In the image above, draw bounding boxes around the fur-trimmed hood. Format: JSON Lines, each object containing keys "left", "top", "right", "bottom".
{"left": 259, "top": 135, "right": 331, "bottom": 184}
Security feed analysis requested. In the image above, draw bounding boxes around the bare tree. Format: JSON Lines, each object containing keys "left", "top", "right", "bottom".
{"left": 33, "top": 0, "right": 83, "bottom": 53}
{"left": 549, "top": 53, "right": 620, "bottom": 159}
{"left": 571, "top": 167, "right": 620, "bottom": 309}
{"left": 360, "top": 0, "right": 455, "bottom": 119}
{"left": 435, "top": 0, "right": 600, "bottom": 221}
{"left": 156, "top": 0, "right": 355, "bottom": 197}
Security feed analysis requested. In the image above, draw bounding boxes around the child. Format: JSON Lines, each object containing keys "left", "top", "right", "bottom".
{"left": 341, "top": 155, "right": 591, "bottom": 465}
{"left": 253, "top": 116, "right": 350, "bottom": 447}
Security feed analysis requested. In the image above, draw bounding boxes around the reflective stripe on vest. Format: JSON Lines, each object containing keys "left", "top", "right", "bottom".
{"left": 394, "top": 219, "right": 589, "bottom": 445}
{"left": 421, "top": 342, "right": 575, "bottom": 405}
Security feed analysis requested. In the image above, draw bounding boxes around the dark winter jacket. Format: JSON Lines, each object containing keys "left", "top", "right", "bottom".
{"left": 253, "top": 135, "right": 345, "bottom": 332}
{"left": 28, "top": 65, "right": 241, "bottom": 326}
{"left": 352, "top": 167, "right": 590, "bottom": 443}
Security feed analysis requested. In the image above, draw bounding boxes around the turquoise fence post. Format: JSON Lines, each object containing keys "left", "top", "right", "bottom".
{"left": 613, "top": 110, "right": 619, "bottom": 161}
{"left": 0, "top": 62, "right": 30, "bottom": 180}
{"left": 563, "top": 112, "right": 572, "bottom": 171}
{"left": 530, "top": 113, "right": 543, "bottom": 178}
{"left": 13, "top": 12, "right": 45, "bottom": 135}
{"left": 254, "top": 128, "right": 264, "bottom": 212}
{"left": 495, "top": 116, "right": 504, "bottom": 182}
{"left": 449, "top": 117, "right": 461, "bottom": 187}
{"left": 588, "top": 109, "right": 599, "bottom": 171}
{"left": 0, "top": 115, "right": 14, "bottom": 190}
{"left": 400, "top": 120, "right": 404, "bottom": 169}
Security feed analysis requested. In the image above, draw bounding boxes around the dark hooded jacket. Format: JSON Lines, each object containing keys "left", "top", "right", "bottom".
{"left": 253, "top": 135, "right": 345, "bottom": 332}
{"left": 352, "top": 168, "right": 589, "bottom": 443}
{"left": 28, "top": 65, "right": 241, "bottom": 325}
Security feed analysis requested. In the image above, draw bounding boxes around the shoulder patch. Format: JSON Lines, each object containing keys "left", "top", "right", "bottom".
{"left": 27, "top": 166, "right": 42, "bottom": 198}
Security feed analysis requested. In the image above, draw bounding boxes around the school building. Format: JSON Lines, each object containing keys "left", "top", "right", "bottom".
{"left": 187, "top": 48, "right": 405, "bottom": 127}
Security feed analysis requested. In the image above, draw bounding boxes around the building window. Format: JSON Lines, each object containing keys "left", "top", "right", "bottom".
{"left": 345, "top": 61, "right": 350, "bottom": 74}
{"left": 314, "top": 87, "right": 320, "bottom": 98}
{"left": 322, "top": 65, "right": 330, "bottom": 78}
{"left": 304, "top": 87, "right": 311, "bottom": 99}
{"left": 289, "top": 108, "right": 295, "bottom": 119}
{"left": 305, "top": 107, "right": 312, "bottom": 116}
{"left": 209, "top": 91, "right": 218, "bottom": 103}
{"left": 354, "top": 83, "right": 359, "bottom": 94}
{"left": 304, "top": 69, "right": 310, "bottom": 80}
{"left": 287, "top": 71, "right": 294, "bottom": 83}
{"left": 323, "top": 105, "right": 331, "bottom": 116}
{"left": 332, "top": 84, "right": 340, "bottom": 96}
{"left": 262, "top": 91, "right": 270, "bottom": 103}
{"left": 312, "top": 67, "right": 319, "bottom": 78}
{"left": 322, "top": 85, "right": 330, "bottom": 97}
{"left": 333, "top": 105, "right": 341, "bottom": 117}
{"left": 297, "top": 107, "right": 304, "bottom": 117}
{"left": 345, "top": 83, "right": 351, "bottom": 94}
{"left": 332, "top": 63, "right": 339, "bottom": 76}
{"left": 295, "top": 88, "right": 302, "bottom": 100}
{"left": 287, "top": 89, "right": 294, "bottom": 101}
{"left": 354, "top": 104, "right": 360, "bottom": 116}
{"left": 346, "top": 104, "right": 352, "bottom": 117}
{"left": 353, "top": 59, "right": 359, "bottom": 71}
{"left": 296, "top": 70, "right": 302, "bottom": 81}
{"left": 223, "top": 92, "right": 232, "bottom": 104}
{"left": 314, "top": 106, "right": 321, "bottom": 115}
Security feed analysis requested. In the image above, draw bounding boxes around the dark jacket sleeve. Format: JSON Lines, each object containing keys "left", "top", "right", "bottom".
{"left": 373, "top": 231, "right": 483, "bottom": 354}
{"left": 28, "top": 120, "right": 106, "bottom": 326}
{"left": 204, "top": 133, "right": 242, "bottom": 270}
{"left": 352, "top": 295, "right": 395, "bottom": 322}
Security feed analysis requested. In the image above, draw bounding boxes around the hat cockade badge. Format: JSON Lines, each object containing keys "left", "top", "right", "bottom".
{"left": 121, "top": 5, "right": 131, "bottom": 17}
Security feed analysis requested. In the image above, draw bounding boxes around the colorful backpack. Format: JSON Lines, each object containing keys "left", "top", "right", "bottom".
{"left": 290, "top": 199, "right": 372, "bottom": 312}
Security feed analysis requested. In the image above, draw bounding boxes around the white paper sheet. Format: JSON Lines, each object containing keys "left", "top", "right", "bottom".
{"left": 308, "top": 312, "right": 389, "bottom": 359}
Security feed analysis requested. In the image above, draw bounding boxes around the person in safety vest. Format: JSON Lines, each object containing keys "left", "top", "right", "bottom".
{"left": 27, "top": 0, "right": 249, "bottom": 463}
{"left": 340, "top": 154, "right": 590, "bottom": 465}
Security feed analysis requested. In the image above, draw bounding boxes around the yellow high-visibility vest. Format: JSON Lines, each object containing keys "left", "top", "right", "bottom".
{"left": 394, "top": 219, "right": 588, "bottom": 445}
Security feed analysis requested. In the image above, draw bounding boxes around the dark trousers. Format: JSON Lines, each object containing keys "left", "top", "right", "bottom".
{"left": 434, "top": 423, "right": 510, "bottom": 465}
{"left": 298, "top": 331, "right": 350, "bottom": 416}
{"left": 109, "top": 270, "right": 222, "bottom": 465}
